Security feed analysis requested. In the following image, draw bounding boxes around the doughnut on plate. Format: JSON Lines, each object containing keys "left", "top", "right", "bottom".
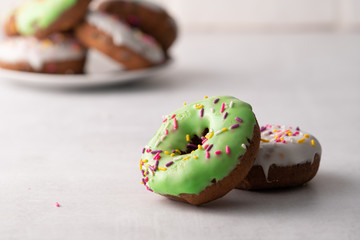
{"left": 0, "top": 50, "right": 172, "bottom": 89}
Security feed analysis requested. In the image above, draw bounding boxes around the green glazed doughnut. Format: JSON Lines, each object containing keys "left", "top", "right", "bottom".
{"left": 4, "top": 0, "right": 90, "bottom": 39}
{"left": 139, "top": 96, "right": 260, "bottom": 205}
{"left": 16, "top": 0, "right": 77, "bottom": 35}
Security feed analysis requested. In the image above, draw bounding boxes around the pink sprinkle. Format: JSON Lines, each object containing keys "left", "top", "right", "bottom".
{"left": 162, "top": 118, "right": 167, "bottom": 123}
{"left": 226, "top": 145, "right": 230, "bottom": 154}
{"left": 145, "top": 177, "right": 149, "bottom": 182}
{"left": 220, "top": 103, "right": 225, "bottom": 113}
{"left": 153, "top": 152, "right": 160, "bottom": 160}
{"left": 55, "top": 202, "right": 60, "bottom": 207}
{"left": 165, "top": 129, "right": 168, "bottom": 135}
{"left": 146, "top": 149, "right": 151, "bottom": 153}
{"left": 202, "top": 138, "right": 208, "bottom": 144}
{"left": 171, "top": 114, "right": 176, "bottom": 119}
{"left": 203, "top": 144, "right": 209, "bottom": 149}
{"left": 174, "top": 118, "right": 178, "bottom": 129}
{"left": 215, "top": 150, "right": 221, "bottom": 155}
{"left": 282, "top": 140, "right": 287, "bottom": 143}
{"left": 206, "top": 152, "right": 210, "bottom": 159}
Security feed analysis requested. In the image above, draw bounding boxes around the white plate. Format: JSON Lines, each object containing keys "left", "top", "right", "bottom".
{"left": 0, "top": 50, "right": 173, "bottom": 88}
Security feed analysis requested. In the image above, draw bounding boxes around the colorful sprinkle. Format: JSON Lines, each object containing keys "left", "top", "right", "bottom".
{"left": 200, "top": 108, "right": 204, "bottom": 117}
{"left": 261, "top": 139, "right": 270, "bottom": 143}
{"left": 311, "top": 139, "right": 315, "bottom": 146}
{"left": 213, "top": 98, "right": 220, "bottom": 104}
{"left": 221, "top": 103, "right": 225, "bottom": 113}
{"left": 198, "top": 145, "right": 202, "bottom": 150}
{"left": 223, "top": 112, "right": 228, "bottom": 119}
{"left": 165, "top": 161, "right": 174, "bottom": 167}
{"left": 142, "top": 148, "right": 145, "bottom": 153}
{"left": 182, "top": 156, "right": 190, "bottom": 161}
{"left": 193, "top": 155, "right": 198, "bottom": 159}
{"left": 171, "top": 114, "right": 176, "bottom": 119}
{"left": 230, "top": 124, "right": 239, "bottom": 129}
{"left": 235, "top": 117, "right": 243, "bottom": 122}
{"left": 165, "top": 129, "right": 168, "bottom": 135}
{"left": 170, "top": 153, "right": 175, "bottom": 157}
{"left": 55, "top": 202, "right": 60, "bottom": 207}
{"left": 241, "top": 143, "right": 247, "bottom": 149}
{"left": 207, "top": 144, "right": 214, "bottom": 152}
{"left": 215, "top": 150, "right": 221, "bottom": 155}
{"left": 297, "top": 138, "right": 305, "bottom": 143}
{"left": 206, "top": 152, "right": 210, "bottom": 159}
{"left": 204, "top": 96, "right": 208, "bottom": 99}
{"left": 186, "top": 134, "right": 190, "bottom": 142}
{"left": 158, "top": 167, "right": 167, "bottom": 171}
{"left": 226, "top": 145, "right": 230, "bottom": 154}
{"left": 151, "top": 150, "right": 162, "bottom": 154}
{"left": 203, "top": 144, "right": 209, "bottom": 149}
{"left": 195, "top": 104, "right": 204, "bottom": 109}
{"left": 174, "top": 118, "right": 178, "bottom": 129}
{"left": 187, "top": 143, "right": 198, "bottom": 148}
{"left": 229, "top": 101, "right": 234, "bottom": 108}
{"left": 304, "top": 134, "right": 310, "bottom": 138}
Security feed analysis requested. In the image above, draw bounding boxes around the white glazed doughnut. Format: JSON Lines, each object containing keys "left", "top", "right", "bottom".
{"left": 0, "top": 33, "right": 86, "bottom": 73}
{"left": 86, "top": 11, "right": 165, "bottom": 64}
{"left": 237, "top": 124, "right": 322, "bottom": 190}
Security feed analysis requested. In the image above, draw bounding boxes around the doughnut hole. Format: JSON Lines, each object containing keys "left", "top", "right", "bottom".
{"left": 183, "top": 128, "right": 209, "bottom": 154}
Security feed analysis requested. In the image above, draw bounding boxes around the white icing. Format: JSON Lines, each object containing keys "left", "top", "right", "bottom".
{"left": 256, "top": 125, "right": 322, "bottom": 180}
{"left": 90, "top": 0, "right": 163, "bottom": 12}
{"left": 0, "top": 34, "right": 85, "bottom": 70}
{"left": 86, "top": 11, "right": 165, "bottom": 64}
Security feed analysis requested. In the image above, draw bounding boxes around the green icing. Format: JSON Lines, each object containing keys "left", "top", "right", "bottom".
{"left": 15, "top": 0, "right": 77, "bottom": 35}
{"left": 140, "top": 96, "right": 256, "bottom": 196}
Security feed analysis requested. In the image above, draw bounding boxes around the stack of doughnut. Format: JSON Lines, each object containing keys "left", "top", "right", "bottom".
{"left": 140, "top": 96, "right": 322, "bottom": 205}
{"left": 0, "top": 0, "right": 177, "bottom": 74}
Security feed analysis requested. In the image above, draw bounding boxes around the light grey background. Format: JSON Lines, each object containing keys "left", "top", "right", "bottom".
{"left": 0, "top": 0, "right": 360, "bottom": 239}
{"left": 0, "top": 32, "right": 359, "bottom": 239}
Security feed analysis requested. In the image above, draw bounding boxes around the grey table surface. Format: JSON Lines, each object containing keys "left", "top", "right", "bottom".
{"left": 0, "top": 32, "right": 359, "bottom": 240}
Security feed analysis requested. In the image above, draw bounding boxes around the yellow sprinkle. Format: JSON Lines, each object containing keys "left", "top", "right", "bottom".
{"left": 141, "top": 180, "right": 143, "bottom": 184}
{"left": 204, "top": 96, "right": 208, "bottom": 99}
{"left": 275, "top": 136, "right": 279, "bottom": 140}
{"left": 304, "top": 134, "right": 310, "bottom": 138}
{"left": 164, "top": 151, "right": 170, "bottom": 155}
{"left": 193, "top": 155, "right": 198, "bottom": 159}
{"left": 191, "top": 150, "right": 195, "bottom": 153}
{"left": 158, "top": 167, "right": 167, "bottom": 171}
{"left": 186, "top": 134, "right": 190, "bottom": 142}
{"left": 139, "top": 160, "right": 142, "bottom": 170}
{"left": 183, "top": 156, "right": 190, "bottom": 161}
{"left": 143, "top": 159, "right": 148, "bottom": 163}
{"left": 194, "top": 104, "right": 204, "bottom": 109}
{"left": 183, "top": 102, "right": 187, "bottom": 105}
{"left": 176, "top": 149, "right": 181, "bottom": 154}
{"left": 146, "top": 164, "right": 150, "bottom": 168}
{"left": 273, "top": 129, "right": 278, "bottom": 132}
{"left": 171, "top": 153, "right": 175, "bottom": 157}
{"left": 208, "top": 132, "right": 214, "bottom": 139}
{"left": 297, "top": 138, "right": 305, "bottom": 143}
{"left": 198, "top": 145, "right": 202, "bottom": 150}
{"left": 287, "top": 132, "right": 292, "bottom": 136}
{"left": 311, "top": 139, "right": 315, "bottom": 146}
{"left": 280, "top": 137, "right": 284, "bottom": 141}
{"left": 222, "top": 128, "right": 228, "bottom": 132}
{"left": 261, "top": 139, "right": 270, "bottom": 143}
